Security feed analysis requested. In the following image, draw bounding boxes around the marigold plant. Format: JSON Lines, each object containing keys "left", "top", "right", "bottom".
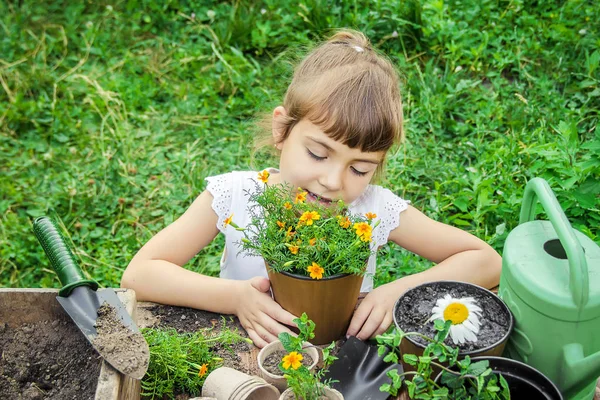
{"left": 235, "top": 173, "right": 379, "bottom": 279}
{"left": 278, "top": 313, "right": 338, "bottom": 399}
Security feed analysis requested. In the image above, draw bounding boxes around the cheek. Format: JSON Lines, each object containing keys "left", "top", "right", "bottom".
{"left": 278, "top": 150, "right": 312, "bottom": 185}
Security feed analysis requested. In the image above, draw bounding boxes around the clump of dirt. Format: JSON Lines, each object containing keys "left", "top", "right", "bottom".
{"left": 92, "top": 303, "right": 149, "bottom": 379}
{"left": 0, "top": 318, "right": 101, "bottom": 399}
{"left": 395, "top": 282, "right": 511, "bottom": 351}
{"left": 263, "top": 350, "right": 315, "bottom": 375}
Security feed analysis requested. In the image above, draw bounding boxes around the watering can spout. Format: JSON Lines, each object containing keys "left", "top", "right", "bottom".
{"left": 560, "top": 343, "right": 600, "bottom": 394}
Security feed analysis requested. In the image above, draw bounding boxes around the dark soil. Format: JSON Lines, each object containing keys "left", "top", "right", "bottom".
{"left": 263, "top": 349, "right": 315, "bottom": 375}
{"left": 141, "top": 304, "right": 253, "bottom": 400}
{"left": 147, "top": 304, "right": 252, "bottom": 372}
{"left": 92, "top": 303, "right": 149, "bottom": 378}
{"left": 395, "top": 282, "right": 511, "bottom": 352}
{"left": 0, "top": 319, "right": 102, "bottom": 399}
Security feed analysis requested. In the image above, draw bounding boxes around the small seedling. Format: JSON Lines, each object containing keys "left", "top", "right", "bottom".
{"left": 376, "top": 320, "right": 510, "bottom": 399}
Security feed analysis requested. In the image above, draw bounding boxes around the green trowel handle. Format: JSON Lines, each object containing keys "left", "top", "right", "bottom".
{"left": 519, "top": 178, "right": 589, "bottom": 308}
{"left": 33, "top": 216, "right": 99, "bottom": 297}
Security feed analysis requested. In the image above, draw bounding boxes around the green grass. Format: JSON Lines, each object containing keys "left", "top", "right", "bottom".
{"left": 1, "top": 0, "right": 598, "bottom": 289}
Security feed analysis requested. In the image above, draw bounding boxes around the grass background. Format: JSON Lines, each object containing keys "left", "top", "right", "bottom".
{"left": 1, "top": 0, "right": 598, "bottom": 290}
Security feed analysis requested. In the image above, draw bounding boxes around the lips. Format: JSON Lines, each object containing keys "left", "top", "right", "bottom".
{"left": 304, "top": 189, "right": 332, "bottom": 204}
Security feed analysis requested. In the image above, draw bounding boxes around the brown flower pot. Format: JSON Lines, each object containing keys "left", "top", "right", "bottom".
{"left": 393, "top": 281, "right": 514, "bottom": 373}
{"left": 267, "top": 267, "right": 363, "bottom": 345}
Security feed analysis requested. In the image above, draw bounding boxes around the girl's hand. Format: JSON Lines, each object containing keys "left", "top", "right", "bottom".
{"left": 346, "top": 280, "right": 406, "bottom": 341}
{"left": 235, "top": 277, "right": 298, "bottom": 348}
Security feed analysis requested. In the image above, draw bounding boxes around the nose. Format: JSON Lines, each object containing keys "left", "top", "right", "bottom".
{"left": 318, "top": 164, "right": 344, "bottom": 193}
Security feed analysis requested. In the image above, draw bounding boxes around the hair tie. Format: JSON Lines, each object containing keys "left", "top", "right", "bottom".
{"left": 330, "top": 41, "right": 366, "bottom": 53}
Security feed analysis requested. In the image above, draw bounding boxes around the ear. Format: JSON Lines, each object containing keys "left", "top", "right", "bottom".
{"left": 272, "top": 106, "right": 288, "bottom": 150}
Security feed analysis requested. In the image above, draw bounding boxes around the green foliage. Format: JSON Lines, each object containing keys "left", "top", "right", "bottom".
{"left": 237, "top": 181, "right": 375, "bottom": 277}
{"left": 376, "top": 320, "right": 510, "bottom": 399}
{"left": 1, "top": 1, "right": 598, "bottom": 289}
{"left": 278, "top": 313, "right": 338, "bottom": 400}
{"left": 141, "top": 324, "right": 251, "bottom": 399}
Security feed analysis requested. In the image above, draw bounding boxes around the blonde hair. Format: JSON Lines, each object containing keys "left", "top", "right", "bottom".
{"left": 254, "top": 29, "right": 404, "bottom": 167}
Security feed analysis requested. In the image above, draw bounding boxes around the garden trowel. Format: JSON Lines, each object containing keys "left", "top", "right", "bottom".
{"left": 33, "top": 216, "right": 149, "bottom": 380}
{"left": 324, "top": 336, "right": 403, "bottom": 400}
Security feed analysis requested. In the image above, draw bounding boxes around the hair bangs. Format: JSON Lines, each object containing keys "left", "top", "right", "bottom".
{"left": 301, "top": 66, "right": 401, "bottom": 153}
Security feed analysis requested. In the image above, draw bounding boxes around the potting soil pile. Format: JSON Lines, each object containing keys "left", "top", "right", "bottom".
{"left": 395, "top": 284, "right": 511, "bottom": 352}
{"left": 0, "top": 318, "right": 101, "bottom": 399}
{"left": 92, "top": 303, "right": 149, "bottom": 378}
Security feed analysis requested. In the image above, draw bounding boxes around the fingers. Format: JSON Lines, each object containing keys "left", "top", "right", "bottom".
{"left": 250, "top": 276, "right": 271, "bottom": 293}
{"left": 271, "top": 307, "right": 298, "bottom": 328}
{"left": 346, "top": 300, "right": 373, "bottom": 338}
{"left": 357, "top": 309, "right": 393, "bottom": 341}
{"left": 246, "top": 328, "right": 268, "bottom": 348}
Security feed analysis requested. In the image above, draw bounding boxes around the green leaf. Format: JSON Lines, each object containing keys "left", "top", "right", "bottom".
{"left": 403, "top": 353, "right": 418, "bottom": 366}
{"left": 466, "top": 360, "right": 489, "bottom": 376}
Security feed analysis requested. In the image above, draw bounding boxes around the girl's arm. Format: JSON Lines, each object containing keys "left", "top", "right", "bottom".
{"left": 121, "top": 191, "right": 296, "bottom": 347}
{"left": 347, "top": 205, "right": 502, "bottom": 340}
{"left": 121, "top": 190, "right": 239, "bottom": 312}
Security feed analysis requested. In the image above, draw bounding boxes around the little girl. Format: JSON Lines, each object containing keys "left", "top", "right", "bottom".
{"left": 121, "top": 30, "right": 501, "bottom": 348}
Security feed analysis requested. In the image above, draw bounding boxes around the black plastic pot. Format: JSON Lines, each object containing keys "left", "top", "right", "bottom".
{"left": 435, "top": 356, "right": 563, "bottom": 400}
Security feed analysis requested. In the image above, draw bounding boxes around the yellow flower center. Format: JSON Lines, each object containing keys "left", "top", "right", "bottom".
{"left": 443, "top": 303, "right": 469, "bottom": 325}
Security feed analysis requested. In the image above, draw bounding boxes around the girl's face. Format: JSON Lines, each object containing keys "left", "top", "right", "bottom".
{"left": 273, "top": 110, "right": 385, "bottom": 205}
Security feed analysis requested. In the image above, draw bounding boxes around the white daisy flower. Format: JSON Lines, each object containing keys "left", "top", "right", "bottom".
{"left": 429, "top": 294, "right": 482, "bottom": 345}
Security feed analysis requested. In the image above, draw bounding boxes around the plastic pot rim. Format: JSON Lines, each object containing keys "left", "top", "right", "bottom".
{"left": 434, "top": 355, "right": 563, "bottom": 399}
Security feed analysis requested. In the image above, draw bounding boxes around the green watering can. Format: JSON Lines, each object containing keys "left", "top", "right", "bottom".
{"left": 499, "top": 178, "right": 600, "bottom": 399}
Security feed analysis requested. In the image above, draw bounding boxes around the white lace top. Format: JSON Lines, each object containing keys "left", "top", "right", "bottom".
{"left": 205, "top": 169, "right": 410, "bottom": 292}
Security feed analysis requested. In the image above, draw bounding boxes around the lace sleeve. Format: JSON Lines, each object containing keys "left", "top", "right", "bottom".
{"left": 375, "top": 188, "right": 410, "bottom": 246}
{"left": 205, "top": 172, "right": 234, "bottom": 233}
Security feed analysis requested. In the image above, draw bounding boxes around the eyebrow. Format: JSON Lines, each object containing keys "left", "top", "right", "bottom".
{"left": 307, "top": 137, "right": 382, "bottom": 165}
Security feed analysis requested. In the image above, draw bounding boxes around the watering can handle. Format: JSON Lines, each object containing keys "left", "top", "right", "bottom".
{"left": 519, "top": 178, "right": 589, "bottom": 308}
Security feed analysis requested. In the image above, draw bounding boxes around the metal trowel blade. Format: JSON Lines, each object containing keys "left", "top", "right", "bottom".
{"left": 57, "top": 286, "right": 149, "bottom": 379}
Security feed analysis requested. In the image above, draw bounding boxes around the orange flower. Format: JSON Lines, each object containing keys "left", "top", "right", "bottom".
{"left": 299, "top": 211, "right": 320, "bottom": 226}
{"left": 353, "top": 222, "right": 372, "bottom": 242}
{"left": 307, "top": 262, "right": 324, "bottom": 280}
{"left": 365, "top": 212, "right": 377, "bottom": 220}
{"left": 258, "top": 170, "right": 270, "bottom": 183}
{"left": 224, "top": 214, "right": 233, "bottom": 226}
{"left": 309, "top": 238, "right": 316, "bottom": 246}
{"left": 282, "top": 351, "right": 303, "bottom": 370}
{"left": 289, "top": 245, "right": 299, "bottom": 255}
{"left": 295, "top": 190, "right": 307, "bottom": 204}
{"left": 284, "top": 202, "right": 292, "bottom": 210}
{"left": 277, "top": 221, "right": 285, "bottom": 230}
{"left": 338, "top": 216, "right": 351, "bottom": 229}
{"left": 198, "top": 363, "right": 208, "bottom": 377}
{"left": 286, "top": 226, "right": 296, "bottom": 237}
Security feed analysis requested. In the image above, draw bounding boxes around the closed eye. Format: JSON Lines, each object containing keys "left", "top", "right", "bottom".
{"left": 351, "top": 167, "right": 367, "bottom": 176}
{"left": 307, "top": 149, "right": 326, "bottom": 161}
{"left": 308, "top": 148, "right": 369, "bottom": 176}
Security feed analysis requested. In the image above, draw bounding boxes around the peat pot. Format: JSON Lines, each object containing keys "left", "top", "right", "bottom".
{"left": 257, "top": 339, "right": 320, "bottom": 392}
{"left": 267, "top": 268, "right": 363, "bottom": 345}
{"left": 0, "top": 288, "right": 140, "bottom": 400}
{"left": 435, "top": 356, "right": 563, "bottom": 400}
{"left": 393, "top": 281, "right": 514, "bottom": 372}
{"left": 201, "top": 366, "right": 279, "bottom": 400}
{"left": 280, "top": 386, "right": 344, "bottom": 400}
